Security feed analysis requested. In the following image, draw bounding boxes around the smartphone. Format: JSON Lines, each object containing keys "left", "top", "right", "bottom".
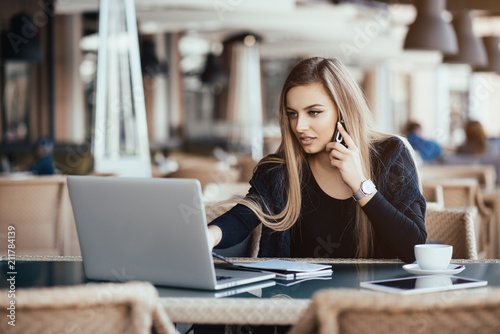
{"left": 332, "top": 119, "right": 347, "bottom": 147}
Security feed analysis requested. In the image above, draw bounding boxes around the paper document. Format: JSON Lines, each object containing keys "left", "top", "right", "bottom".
{"left": 233, "top": 259, "right": 332, "bottom": 272}
{"left": 276, "top": 276, "right": 333, "bottom": 287}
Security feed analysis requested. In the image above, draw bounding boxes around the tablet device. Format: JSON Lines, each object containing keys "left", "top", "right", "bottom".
{"left": 360, "top": 275, "right": 487, "bottom": 294}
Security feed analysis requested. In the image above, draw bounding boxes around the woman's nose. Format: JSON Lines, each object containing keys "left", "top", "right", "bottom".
{"left": 296, "top": 116, "right": 309, "bottom": 132}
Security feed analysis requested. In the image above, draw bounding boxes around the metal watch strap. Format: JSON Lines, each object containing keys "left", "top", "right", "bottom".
{"left": 352, "top": 179, "right": 375, "bottom": 201}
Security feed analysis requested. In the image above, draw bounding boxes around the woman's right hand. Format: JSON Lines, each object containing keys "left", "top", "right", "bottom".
{"left": 207, "top": 225, "right": 223, "bottom": 249}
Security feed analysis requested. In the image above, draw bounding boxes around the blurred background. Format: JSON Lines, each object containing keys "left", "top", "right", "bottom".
{"left": 2, "top": 0, "right": 500, "bottom": 259}
{"left": 0, "top": 0, "right": 499, "bottom": 179}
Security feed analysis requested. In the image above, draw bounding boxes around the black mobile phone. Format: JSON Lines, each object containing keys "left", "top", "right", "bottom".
{"left": 332, "top": 120, "right": 347, "bottom": 147}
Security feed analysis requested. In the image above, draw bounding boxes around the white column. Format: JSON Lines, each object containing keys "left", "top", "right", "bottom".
{"left": 226, "top": 42, "right": 264, "bottom": 161}
{"left": 365, "top": 64, "right": 392, "bottom": 133}
{"left": 434, "top": 65, "right": 451, "bottom": 146}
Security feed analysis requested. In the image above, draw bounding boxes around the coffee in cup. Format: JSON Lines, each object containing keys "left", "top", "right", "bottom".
{"left": 414, "top": 244, "right": 453, "bottom": 270}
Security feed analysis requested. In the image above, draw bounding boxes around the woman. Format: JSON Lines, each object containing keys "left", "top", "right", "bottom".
{"left": 208, "top": 57, "right": 426, "bottom": 263}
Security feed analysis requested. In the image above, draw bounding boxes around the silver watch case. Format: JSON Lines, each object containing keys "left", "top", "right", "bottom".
{"left": 352, "top": 179, "right": 376, "bottom": 201}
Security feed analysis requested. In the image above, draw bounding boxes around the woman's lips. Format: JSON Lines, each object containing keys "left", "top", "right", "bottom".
{"left": 300, "top": 137, "right": 315, "bottom": 145}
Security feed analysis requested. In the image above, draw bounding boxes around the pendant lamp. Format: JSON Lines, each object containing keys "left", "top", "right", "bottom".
{"left": 404, "top": 0, "right": 458, "bottom": 55}
{"left": 475, "top": 36, "right": 500, "bottom": 74}
{"left": 444, "top": 11, "right": 487, "bottom": 68}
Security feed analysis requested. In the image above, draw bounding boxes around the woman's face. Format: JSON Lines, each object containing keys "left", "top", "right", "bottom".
{"left": 285, "top": 83, "right": 339, "bottom": 155}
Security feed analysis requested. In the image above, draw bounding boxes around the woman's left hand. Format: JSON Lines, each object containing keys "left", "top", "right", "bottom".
{"left": 326, "top": 122, "right": 367, "bottom": 193}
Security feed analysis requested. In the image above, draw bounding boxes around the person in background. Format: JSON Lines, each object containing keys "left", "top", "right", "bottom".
{"left": 405, "top": 121, "right": 441, "bottom": 161}
{"left": 207, "top": 57, "right": 426, "bottom": 265}
{"left": 437, "top": 120, "right": 500, "bottom": 186}
{"left": 30, "top": 138, "right": 56, "bottom": 175}
{"left": 456, "top": 120, "right": 497, "bottom": 155}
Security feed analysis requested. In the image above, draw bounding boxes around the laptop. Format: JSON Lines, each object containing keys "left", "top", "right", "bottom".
{"left": 67, "top": 176, "right": 275, "bottom": 290}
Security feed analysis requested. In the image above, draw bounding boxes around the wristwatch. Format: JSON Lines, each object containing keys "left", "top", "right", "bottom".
{"left": 352, "top": 179, "right": 376, "bottom": 201}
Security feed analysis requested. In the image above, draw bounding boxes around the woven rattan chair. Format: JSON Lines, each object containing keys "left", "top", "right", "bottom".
{"left": 481, "top": 189, "right": 500, "bottom": 258}
{"left": 204, "top": 201, "right": 261, "bottom": 257}
{"left": 422, "top": 183, "right": 444, "bottom": 209}
{"left": 422, "top": 178, "right": 478, "bottom": 207}
{"left": 422, "top": 178, "right": 492, "bottom": 258}
{"left": 0, "top": 175, "right": 78, "bottom": 256}
{"left": 425, "top": 206, "right": 478, "bottom": 259}
{"left": 0, "top": 281, "right": 178, "bottom": 334}
{"left": 290, "top": 287, "right": 500, "bottom": 334}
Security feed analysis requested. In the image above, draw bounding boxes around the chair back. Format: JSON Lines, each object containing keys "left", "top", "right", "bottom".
{"left": 0, "top": 176, "right": 73, "bottom": 256}
{"left": 290, "top": 287, "right": 500, "bottom": 334}
{"left": 423, "top": 178, "right": 478, "bottom": 207}
{"left": 425, "top": 207, "right": 478, "bottom": 259}
{"left": 422, "top": 178, "right": 492, "bottom": 258}
{"left": 0, "top": 281, "right": 178, "bottom": 334}
{"left": 422, "top": 184, "right": 444, "bottom": 209}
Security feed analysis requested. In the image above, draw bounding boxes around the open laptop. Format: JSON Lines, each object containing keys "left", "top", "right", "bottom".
{"left": 67, "top": 176, "right": 275, "bottom": 290}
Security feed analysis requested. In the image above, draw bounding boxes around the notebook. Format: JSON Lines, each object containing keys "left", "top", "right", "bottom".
{"left": 233, "top": 259, "right": 333, "bottom": 280}
{"left": 67, "top": 176, "right": 275, "bottom": 290}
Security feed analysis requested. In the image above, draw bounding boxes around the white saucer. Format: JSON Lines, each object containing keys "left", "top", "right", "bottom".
{"left": 402, "top": 263, "right": 465, "bottom": 275}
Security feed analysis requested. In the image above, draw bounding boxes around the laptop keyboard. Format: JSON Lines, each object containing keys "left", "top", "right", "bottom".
{"left": 216, "top": 275, "right": 232, "bottom": 281}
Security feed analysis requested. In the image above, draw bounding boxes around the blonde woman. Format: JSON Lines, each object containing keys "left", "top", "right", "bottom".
{"left": 208, "top": 57, "right": 426, "bottom": 263}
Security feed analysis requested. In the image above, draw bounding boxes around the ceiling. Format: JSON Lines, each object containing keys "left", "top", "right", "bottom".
{"left": 56, "top": 0, "right": 500, "bottom": 65}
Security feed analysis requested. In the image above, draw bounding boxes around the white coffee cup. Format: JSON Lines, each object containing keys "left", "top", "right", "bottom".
{"left": 414, "top": 244, "right": 453, "bottom": 270}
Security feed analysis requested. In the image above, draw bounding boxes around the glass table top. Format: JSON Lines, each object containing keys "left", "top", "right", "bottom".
{"left": 1, "top": 260, "right": 499, "bottom": 299}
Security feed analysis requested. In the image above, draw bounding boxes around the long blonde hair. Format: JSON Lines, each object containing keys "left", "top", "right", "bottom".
{"left": 240, "top": 57, "right": 418, "bottom": 258}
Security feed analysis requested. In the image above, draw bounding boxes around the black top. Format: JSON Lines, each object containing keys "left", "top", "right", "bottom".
{"left": 290, "top": 164, "right": 357, "bottom": 258}
{"left": 210, "top": 136, "right": 427, "bottom": 263}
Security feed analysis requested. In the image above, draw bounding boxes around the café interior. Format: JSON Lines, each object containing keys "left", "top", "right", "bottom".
{"left": 2, "top": 0, "right": 500, "bottom": 333}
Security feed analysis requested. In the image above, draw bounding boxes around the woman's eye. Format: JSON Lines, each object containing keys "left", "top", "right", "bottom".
{"left": 309, "top": 110, "right": 322, "bottom": 116}
{"left": 286, "top": 112, "right": 297, "bottom": 119}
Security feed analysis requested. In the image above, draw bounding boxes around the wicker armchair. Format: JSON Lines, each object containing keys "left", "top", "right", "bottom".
{"left": 204, "top": 201, "right": 261, "bottom": 257}
{"left": 422, "top": 178, "right": 492, "bottom": 258}
{"left": 425, "top": 207, "right": 478, "bottom": 259}
{"left": 481, "top": 189, "right": 500, "bottom": 258}
{"left": 422, "top": 184, "right": 444, "bottom": 209}
{"left": 290, "top": 287, "right": 500, "bottom": 334}
{"left": 0, "top": 176, "right": 78, "bottom": 256}
{"left": 0, "top": 281, "right": 178, "bottom": 334}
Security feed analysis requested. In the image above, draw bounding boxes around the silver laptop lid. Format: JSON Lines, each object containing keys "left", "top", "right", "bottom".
{"left": 67, "top": 176, "right": 218, "bottom": 289}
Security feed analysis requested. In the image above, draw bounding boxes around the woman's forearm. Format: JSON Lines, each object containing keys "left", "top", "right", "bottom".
{"left": 362, "top": 192, "right": 427, "bottom": 263}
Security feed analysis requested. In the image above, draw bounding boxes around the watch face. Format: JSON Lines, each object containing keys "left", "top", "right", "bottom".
{"left": 361, "top": 180, "right": 376, "bottom": 194}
